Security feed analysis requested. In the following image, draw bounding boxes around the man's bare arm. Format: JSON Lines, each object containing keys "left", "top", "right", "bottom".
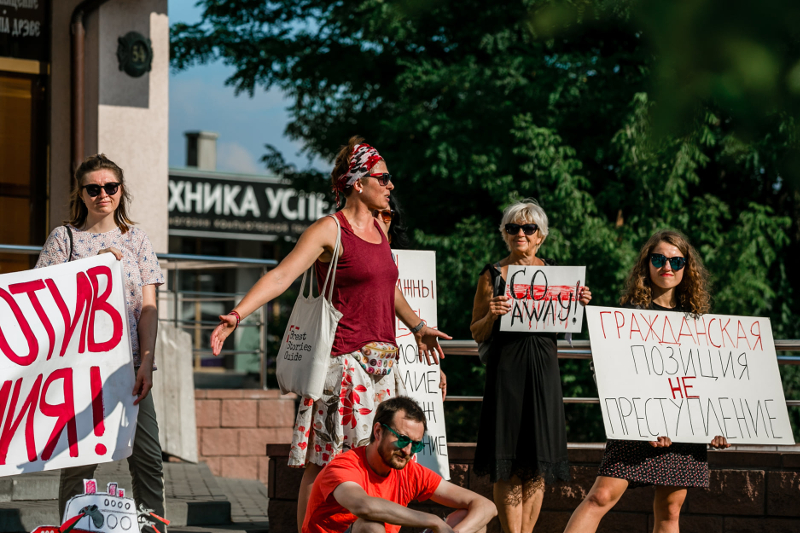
{"left": 333, "top": 482, "right": 454, "bottom": 533}
{"left": 429, "top": 481, "right": 497, "bottom": 533}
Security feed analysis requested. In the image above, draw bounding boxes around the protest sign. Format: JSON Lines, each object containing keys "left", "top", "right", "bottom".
{"left": 0, "top": 254, "right": 138, "bottom": 477}
{"left": 500, "top": 265, "right": 586, "bottom": 333}
{"left": 587, "top": 306, "right": 794, "bottom": 445}
{"left": 393, "top": 250, "right": 449, "bottom": 479}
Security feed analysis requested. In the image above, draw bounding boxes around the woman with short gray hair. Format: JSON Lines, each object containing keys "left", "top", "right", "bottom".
{"left": 470, "top": 198, "right": 591, "bottom": 533}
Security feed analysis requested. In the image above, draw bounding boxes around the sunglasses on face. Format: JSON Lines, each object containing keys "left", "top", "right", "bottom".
{"left": 504, "top": 223, "right": 539, "bottom": 236}
{"left": 650, "top": 253, "right": 686, "bottom": 271}
{"left": 368, "top": 173, "right": 392, "bottom": 186}
{"left": 82, "top": 182, "right": 121, "bottom": 197}
{"left": 382, "top": 424, "right": 424, "bottom": 453}
{"left": 373, "top": 209, "right": 395, "bottom": 224}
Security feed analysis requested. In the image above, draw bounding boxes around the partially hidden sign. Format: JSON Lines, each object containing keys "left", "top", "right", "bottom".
{"left": 393, "top": 250, "right": 450, "bottom": 479}
{"left": 500, "top": 265, "right": 586, "bottom": 333}
{"left": 587, "top": 306, "right": 794, "bottom": 445}
{"left": 0, "top": 254, "right": 138, "bottom": 478}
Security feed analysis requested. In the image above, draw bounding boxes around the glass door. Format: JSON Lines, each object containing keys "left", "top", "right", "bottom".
{"left": 0, "top": 72, "right": 47, "bottom": 274}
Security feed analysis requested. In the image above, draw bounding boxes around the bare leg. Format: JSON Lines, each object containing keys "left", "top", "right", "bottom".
{"left": 520, "top": 477, "right": 545, "bottom": 532}
{"left": 563, "top": 476, "right": 629, "bottom": 533}
{"left": 494, "top": 476, "right": 543, "bottom": 533}
{"left": 494, "top": 477, "right": 523, "bottom": 533}
{"left": 297, "top": 463, "right": 324, "bottom": 533}
{"left": 652, "top": 486, "right": 686, "bottom": 533}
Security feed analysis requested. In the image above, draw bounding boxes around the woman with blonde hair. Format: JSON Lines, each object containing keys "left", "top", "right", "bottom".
{"left": 564, "top": 230, "right": 729, "bottom": 533}
{"left": 210, "top": 136, "right": 450, "bottom": 531}
{"left": 470, "top": 199, "right": 591, "bottom": 533}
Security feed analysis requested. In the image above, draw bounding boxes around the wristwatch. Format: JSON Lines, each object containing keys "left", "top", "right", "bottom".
{"left": 410, "top": 320, "right": 425, "bottom": 334}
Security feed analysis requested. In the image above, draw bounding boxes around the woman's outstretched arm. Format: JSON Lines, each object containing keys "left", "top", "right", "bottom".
{"left": 210, "top": 216, "right": 339, "bottom": 355}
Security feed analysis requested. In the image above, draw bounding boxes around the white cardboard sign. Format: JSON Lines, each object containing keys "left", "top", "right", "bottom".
{"left": 500, "top": 265, "right": 587, "bottom": 333}
{"left": 587, "top": 306, "right": 794, "bottom": 445}
{"left": 0, "top": 254, "right": 138, "bottom": 477}
{"left": 393, "top": 250, "right": 450, "bottom": 479}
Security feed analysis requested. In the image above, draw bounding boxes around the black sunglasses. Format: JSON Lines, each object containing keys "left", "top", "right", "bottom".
{"left": 504, "top": 223, "right": 539, "bottom": 236}
{"left": 382, "top": 424, "right": 424, "bottom": 453}
{"left": 368, "top": 173, "right": 392, "bottom": 186}
{"left": 82, "top": 182, "right": 121, "bottom": 197}
{"left": 650, "top": 253, "right": 686, "bottom": 271}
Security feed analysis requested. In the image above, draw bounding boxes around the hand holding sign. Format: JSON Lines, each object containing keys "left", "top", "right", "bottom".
{"left": 500, "top": 266, "right": 588, "bottom": 333}
{"left": 97, "top": 247, "right": 123, "bottom": 261}
{"left": 488, "top": 294, "right": 512, "bottom": 319}
{"left": 578, "top": 286, "right": 592, "bottom": 306}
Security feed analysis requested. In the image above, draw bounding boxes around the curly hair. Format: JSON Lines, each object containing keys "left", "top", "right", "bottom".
{"left": 620, "top": 230, "right": 711, "bottom": 315}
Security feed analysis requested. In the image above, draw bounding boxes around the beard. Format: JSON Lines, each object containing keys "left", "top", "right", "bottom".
{"left": 379, "top": 441, "right": 412, "bottom": 470}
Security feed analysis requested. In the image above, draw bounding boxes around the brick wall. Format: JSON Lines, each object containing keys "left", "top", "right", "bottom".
{"left": 267, "top": 443, "right": 800, "bottom": 533}
{"left": 195, "top": 389, "right": 297, "bottom": 485}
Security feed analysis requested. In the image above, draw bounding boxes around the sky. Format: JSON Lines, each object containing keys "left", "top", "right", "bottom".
{"left": 168, "top": 1, "right": 320, "bottom": 174}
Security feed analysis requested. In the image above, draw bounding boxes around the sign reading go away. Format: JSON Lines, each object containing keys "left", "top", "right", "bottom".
{"left": 393, "top": 250, "right": 449, "bottom": 479}
{"left": 587, "top": 306, "right": 794, "bottom": 445}
{"left": 0, "top": 254, "right": 138, "bottom": 477}
{"left": 500, "top": 265, "right": 586, "bottom": 334}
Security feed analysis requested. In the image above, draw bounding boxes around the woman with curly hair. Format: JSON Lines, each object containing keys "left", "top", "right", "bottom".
{"left": 564, "top": 230, "right": 729, "bottom": 533}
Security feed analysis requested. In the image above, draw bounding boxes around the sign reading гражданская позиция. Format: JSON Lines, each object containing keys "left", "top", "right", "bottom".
{"left": 587, "top": 306, "right": 794, "bottom": 445}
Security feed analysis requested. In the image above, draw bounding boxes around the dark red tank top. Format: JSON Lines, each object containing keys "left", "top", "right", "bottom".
{"left": 315, "top": 211, "right": 399, "bottom": 355}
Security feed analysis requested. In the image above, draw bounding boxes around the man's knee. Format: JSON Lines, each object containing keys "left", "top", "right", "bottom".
{"left": 350, "top": 518, "right": 386, "bottom": 533}
{"left": 445, "top": 509, "right": 469, "bottom": 527}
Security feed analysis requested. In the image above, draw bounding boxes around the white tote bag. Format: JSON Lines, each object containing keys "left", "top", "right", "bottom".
{"left": 276, "top": 215, "right": 344, "bottom": 400}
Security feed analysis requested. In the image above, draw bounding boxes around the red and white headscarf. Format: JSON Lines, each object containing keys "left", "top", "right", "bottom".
{"left": 333, "top": 143, "right": 383, "bottom": 206}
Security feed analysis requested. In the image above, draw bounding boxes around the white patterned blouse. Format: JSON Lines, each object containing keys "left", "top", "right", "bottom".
{"left": 35, "top": 225, "right": 164, "bottom": 367}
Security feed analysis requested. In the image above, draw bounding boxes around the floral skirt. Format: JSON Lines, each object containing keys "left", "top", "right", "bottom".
{"left": 288, "top": 347, "right": 407, "bottom": 468}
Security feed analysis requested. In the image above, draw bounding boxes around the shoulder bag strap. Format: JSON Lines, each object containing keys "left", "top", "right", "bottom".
{"left": 320, "top": 214, "right": 342, "bottom": 302}
{"left": 64, "top": 225, "right": 74, "bottom": 263}
{"left": 490, "top": 262, "right": 504, "bottom": 296}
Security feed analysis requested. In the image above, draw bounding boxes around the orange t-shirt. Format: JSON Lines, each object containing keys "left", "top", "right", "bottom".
{"left": 302, "top": 446, "right": 442, "bottom": 533}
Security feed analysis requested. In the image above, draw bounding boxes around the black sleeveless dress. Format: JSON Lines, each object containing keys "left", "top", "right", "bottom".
{"left": 596, "top": 302, "right": 710, "bottom": 488}
{"left": 473, "top": 261, "right": 571, "bottom": 484}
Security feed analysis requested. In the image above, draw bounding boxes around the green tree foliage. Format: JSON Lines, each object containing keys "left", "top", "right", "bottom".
{"left": 172, "top": 0, "right": 800, "bottom": 441}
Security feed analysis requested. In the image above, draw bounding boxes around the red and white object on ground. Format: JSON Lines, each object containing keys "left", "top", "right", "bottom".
{"left": 29, "top": 479, "right": 169, "bottom": 533}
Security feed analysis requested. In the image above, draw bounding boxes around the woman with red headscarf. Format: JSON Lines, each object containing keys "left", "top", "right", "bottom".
{"left": 211, "top": 136, "right": 450, "bottom": 531}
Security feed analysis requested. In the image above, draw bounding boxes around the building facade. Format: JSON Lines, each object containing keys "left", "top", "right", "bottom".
{"left": 0, "top": 0, "right": 169, "bottom": 274}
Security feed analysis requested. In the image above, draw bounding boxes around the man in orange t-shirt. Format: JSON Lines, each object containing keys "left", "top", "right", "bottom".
{"left": 302, "top": 397, "right": 496, "bottom": 533}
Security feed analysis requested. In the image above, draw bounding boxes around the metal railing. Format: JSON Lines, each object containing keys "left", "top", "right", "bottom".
{"left": 0, "top": 244, "right": 278, "bottom": 388}
{"left": 3, "top": 243, "right": 799, "bottom": 399}
{"left": 439, "top": 339, "right": 800, "bottom": 407}
{"left": 156, "top": 253, "right": 277, "bottom": 388}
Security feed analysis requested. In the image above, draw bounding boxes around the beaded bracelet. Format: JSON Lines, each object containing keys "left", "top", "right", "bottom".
{"left": 229, "top": 310, "right": 241, "bottom": 330}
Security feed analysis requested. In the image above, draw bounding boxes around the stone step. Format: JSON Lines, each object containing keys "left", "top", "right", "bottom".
{"left": 0, "top": 462, "right": 231, "bottom": 532}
